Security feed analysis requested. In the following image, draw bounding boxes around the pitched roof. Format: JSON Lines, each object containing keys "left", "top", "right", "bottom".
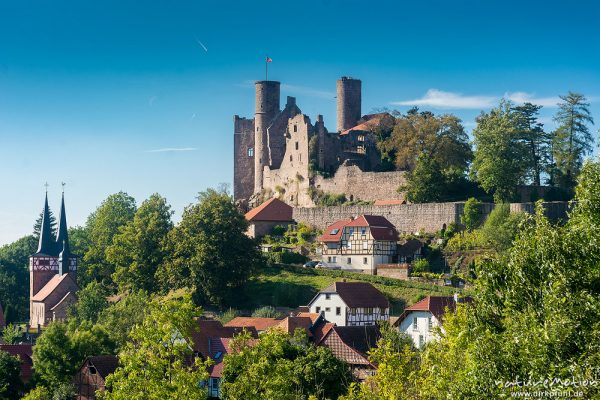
{"left": 207, "top": 337, "right": 231, "bottom": 378}
{"left": 312, "top": 281, "right": 389, "bottom": 309}
{"left": 276, "top": 316, "right": 315, "bottom": 336}
{"left": 225, "top": 317, "right": 281, "bottom": 332}
{"left": 0, "top": 344, "right": 33, "bottom": 383}
{"left": 31, "top": 273, "right": 78, "bottom": 302}
{"left": 87, "top": 355, "right": 119, "bottom": 378}
{"left": 331, "top": 325, "right": 381, "bottom": 356}
{"left": 190, "top": 319, "right": 258, "bottom": 358}
{"left": 397, "top": 239, "right": 424, "bottom": 258}
{"left": 340, "top": 113, "right": 390, "bottom": 136}
{"left": 397, "top": 295, "right": 473, "bottom": 323}
{"left": 245, "top": 198, "right": 293, "bottom": 222}
{"left": 318, "top": 215, "right": 398, "bottom": 242}
{"left": 50, "top": 291, "right": 77, "bottom": 311}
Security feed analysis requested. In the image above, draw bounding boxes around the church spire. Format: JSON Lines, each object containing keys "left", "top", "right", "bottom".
{"left": 55, "top": 184, "right": 70, "bottom": 257}
{"left": 36, "top": 190, "right": 55, "bottom": 255}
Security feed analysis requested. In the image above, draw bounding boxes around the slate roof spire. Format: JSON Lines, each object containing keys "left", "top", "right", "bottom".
{"left": 36, "top": 191, "right": 55, "bottom": 255}
{"left": 55, "top": 186, "right": 70, "bottom": 257}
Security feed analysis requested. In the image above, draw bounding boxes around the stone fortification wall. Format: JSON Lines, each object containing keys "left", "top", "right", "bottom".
{"left": 293, "top": 201, "right": 569, "bottom": 233}
{"left": 313, "top": 165, "right": 407, "bottom": 203}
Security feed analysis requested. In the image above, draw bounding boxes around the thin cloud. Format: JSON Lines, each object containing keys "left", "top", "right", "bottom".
{"left": 146, "top": 147, "right": 197, "bottom": 153}
{"left": 195, "top": 37, "right": 208, "bottom": 52}
{"left": 391, "top": 89, "right": 496, "bottom": 109}
{"left": 504, "top": 92, "right": 560, "bottom": 107}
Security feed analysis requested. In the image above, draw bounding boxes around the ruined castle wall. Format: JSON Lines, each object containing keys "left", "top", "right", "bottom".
{"left": 233, "top": 116, "right": 255, "bottom": 202}
{"left": 263, "top": 114, "right": 313, "bottom": 207}
{"left": 267, "top": 97, "right": 301, "bottom": 169}
{"left": 293, "top": 201, "right": 569, "bottom": 233}
{"left": 313, "top": 165, "right": 407, "bottom": 203}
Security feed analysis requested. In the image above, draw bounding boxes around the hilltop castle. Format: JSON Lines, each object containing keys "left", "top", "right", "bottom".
{"left": 233, "top": 77, "right": 406, "bottom": 208}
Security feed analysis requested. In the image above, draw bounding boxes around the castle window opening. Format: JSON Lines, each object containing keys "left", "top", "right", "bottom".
{"left": 294, "top": 125, "right": 298, "bottom": 132}
{"left": 295, "top": 141, "right": 299, "bottom": 150}
{"left": 290, "top": 155, "right": 293, "bottom": 162}
{"left": 247, "top": 147, "right": 254, "bottom": 157}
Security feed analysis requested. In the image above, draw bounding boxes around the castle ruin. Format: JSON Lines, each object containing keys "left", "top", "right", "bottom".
{"left": 233, "top": 77, "right": 406, "bottom": 208}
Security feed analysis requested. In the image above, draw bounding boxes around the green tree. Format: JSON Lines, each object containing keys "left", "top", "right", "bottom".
{"left": 461, "top": 197, "right": 482, "bottom": 231}
{"left": 82, "top": 192, "right": 136, "bottom": 286}
{"left": 0, "top": 350, "right": 23, "bottom": 400}
{"left": 1, "top": 324, "right": 22, "bottom": 345}
{"left": 70, "top": 281, "right": 110, "bottom": 323}
{"left": 33, "top": 208, "right": 57, "bottom": 241}
{"left": 552, "top": 92, "right": 595, "bottom": 189}
{"left": 32, "top": 321, "right": 114, "bottom": 387}
{"left": 96, "top": 290, "right": 149, "bottom": 351}
{"left": 108, "top": 194, "right": 173, "bottom": 293}
{"left": 158, "top": 189, "right": 262, "bottom": 306}
{"left": 472, "top": 100, "right": 529, "bottom": 202}
{"left": 0, "top": 236, "right": 34, "bottom": 322}
{"left": 512, "top": 102, "right": 551, "bottom": 186}
{"left": 99, "top": 295, "right": 209, "bottom": 400}
{"left": 221, "top": 329, "right": 352, "bottom": 400}
{"left": 402, "top": 156, "right": 446, "bottom": 203}
{"left": 21, "top": 383, "right": 75, "bottom": 400}
{"left": 251, "top": 306, "right": 283, "bottom": 319}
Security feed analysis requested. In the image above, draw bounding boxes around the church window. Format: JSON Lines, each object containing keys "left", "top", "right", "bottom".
{"left": 247, "top": 148, "right": 254, "bottom": 157}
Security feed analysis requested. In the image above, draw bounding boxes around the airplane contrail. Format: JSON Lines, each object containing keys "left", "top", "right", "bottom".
{"left": 195, "top": 37, "right": 208, "bottom": 52}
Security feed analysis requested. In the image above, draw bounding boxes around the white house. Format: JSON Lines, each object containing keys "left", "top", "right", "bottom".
{"left": 318, "top": 215, "right": 399, "bottom": 274}
{"left": 394, "top": 295, "right": 471, "bottom": 349}
{"left": 307, "top": 281, "right": 390, "bottom": 326}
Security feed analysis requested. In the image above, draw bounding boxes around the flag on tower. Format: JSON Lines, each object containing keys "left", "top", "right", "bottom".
{"left": 266, "top": 56, "right": 272, "bottom": 63}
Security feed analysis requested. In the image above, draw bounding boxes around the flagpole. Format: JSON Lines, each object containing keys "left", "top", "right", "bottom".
{"left": 265, "top": 56, "right": 268, "bottom": 81}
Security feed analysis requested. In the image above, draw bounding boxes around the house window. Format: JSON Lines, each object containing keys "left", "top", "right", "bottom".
{"left": 295, "top": 141, "right": 299, "bottom": 150}
{"left": 419, "top": 335, "right": 424, "bottom": 348}
{"left": 351, "top": 308, "right": 357, "bottom": 315}
{"left": 358, "top": 135, "right": 365, "bottom": 142}
{"left": 428, "top": 317, "right": 432, "bottom": 331}
{"left": 325, "top": 307, "right": 330, "bottom": 312}
{"left": 316, "top": 307, "right": 321, "bottom": 314}
{"left": 413, "top": 317, "right": 418, "bottom": 330}
{"left": 328, "top": 256, "right": 331, "bottom": 263}
{"left": 349, "top": 228, "right": 354, "bottom": 235}
{"left": 347, "top": 257, "right": 351, "bottom": 264}
{"left": 363, "top": 257, "right": 368, "bottom": 264}
{"left": 361, "top": 227, "right": 366, "bottom": 235}
{"left": 89, "top": 366, "right": 97, "bottom": 375}
{"left": 247, "top": 147, "right": 254, "bottom": 157}
{"left": 332, "top": 256, "right": 337, "bottom": 263}
{"left": 325, "top": 294, "right": 331, "bottom": 300}
{"left": 362, "top": 241, "right": 368, "bottom": 250}
{"left": 336, "top": 307, "right": 341, "bottom": 316}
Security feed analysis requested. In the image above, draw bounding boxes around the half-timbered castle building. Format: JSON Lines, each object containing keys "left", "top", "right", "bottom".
{"left": 318, "top": 215, "right": 399, "bottom": 274}
{"left": 29, "top": 192, "right": 79, "bottom": 327}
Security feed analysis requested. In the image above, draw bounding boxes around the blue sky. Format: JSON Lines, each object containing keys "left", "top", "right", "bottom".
{"left": 1, "top": 0, "right": 599, "bottom": 245}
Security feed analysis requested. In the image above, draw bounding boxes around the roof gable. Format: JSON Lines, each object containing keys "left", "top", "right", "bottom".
{"left": 31, "top": 273, "right": 79, "bottom": 302}
{"left": 245, "top": 198, "right": 293, "bottom": 222}
{"left": 87, "top": 355, "right": 119, "bottom": 378}
{"left": 319, "top": 215, "right": 398, "bottom": 242}
{"left": 397, "top": 295, "right": 472, "bottom": 324}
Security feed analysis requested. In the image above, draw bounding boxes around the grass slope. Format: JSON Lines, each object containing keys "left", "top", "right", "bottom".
{"left": 240, "top": 264, "right": 461, "bottom": 315}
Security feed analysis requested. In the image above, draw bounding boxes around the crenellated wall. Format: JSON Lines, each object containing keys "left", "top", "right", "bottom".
{"left": 293, "top": 201, "right": 570, "bottom": 233}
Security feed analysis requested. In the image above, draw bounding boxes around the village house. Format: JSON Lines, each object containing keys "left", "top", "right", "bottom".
{"left": 394, "top": 294, "right": 471, "bottom": 348}
{"left": 225, "top": 317, "right": 281, "bottom": 333}
{"left": 244, "top": 197, "right": 294, "bottom": 238}
{"left": 313, "top": 324, "right": 381, "bottom": 380}
{"left": 0, "top": 344, "right": 33, "bottom": 384}
{"left": 73, "top": 355, "right": 119, "bottom": 400}
{"left": 397, "top": 239, "right": 425, "bottom": 263}
{"left": 318, "top": 215, "right": 399, "bottom": 274}
{"left": 307, "top": 281, "right": 389, "bottom": 326}
{"left": 29, "top": 192, "right": 79, "bottom": 327}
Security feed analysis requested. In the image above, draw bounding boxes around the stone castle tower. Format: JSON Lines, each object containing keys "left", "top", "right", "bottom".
{"left": 336, "top": 77, "right": 361, "bottom": 132}
{"left": 29, "top": 191, "right": 79, "bottom": 327}
{"left": 233, "top": 75, "right": 406, "bottom": 208}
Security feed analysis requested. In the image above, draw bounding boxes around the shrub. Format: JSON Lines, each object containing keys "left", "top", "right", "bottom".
{"left": 252, "top": 306, "right": 284, "bottom": 319}
{"left": 271, "top": 225, "right": 286, "bottom": 236}
{"left": 412, "top": 258, "right": 430, "bottom": 273}
{"left": 218, "top": 308, "right": 240, "bottom": 324}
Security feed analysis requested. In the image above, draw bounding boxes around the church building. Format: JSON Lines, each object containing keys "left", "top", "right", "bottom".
{"left": 29, "top": 191, "right": 79, "bottom": 328}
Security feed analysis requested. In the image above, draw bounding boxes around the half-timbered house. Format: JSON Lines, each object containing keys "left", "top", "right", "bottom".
{"left": 73, "top": 355, "right": 119, "bottom": 400}
{"left": 307, "top": 281, "right": 389, "bottom": 326}
{"left": 318, "top": 215, "right": 399, "bottom": 274}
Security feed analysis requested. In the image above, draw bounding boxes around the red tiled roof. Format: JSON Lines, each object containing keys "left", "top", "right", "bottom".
{"left": 319, "top": 215, "right": 398, "bottom": 242}
{"left": 314, "top": 282, "right": 390, "bottom": 309}
{"left": 340, "top": 113, "right": 390, "bottom": 136}
{"left": 312, "top": 322, "right": 335, "bottom": 344}
{"left": 225, "top": 317, "right": 281, "bottom": 332}
{"left": 207, "top": 337, "right": 231, "bottom": 378}
{"left": 397, "top": 295, "right": 473, "bottom": 323}
{"left": 318, "top": 218, "right": 353, "bottom": 242}
{"left": 0, "top": 344, "right": 33, "bottom": 383}
{"left": 276, "top": 316, "right": 315, "bottom": 336}
{"left": 295, "top": 312, "right": 321, "bottom": 324}
{"left": 245, "top": 198, "right": 293, "bottom": 222}
{"left": 31, "top": 273, "right": 78, "bottom": 302}
{"left": 190, "top": 319, "right": 257, "bottom": 358}
{"left": 87, "top": 355, "right": 119, "bottom": 379}
{"left": 374, "top": 199, "right": 406, "bottom": 206}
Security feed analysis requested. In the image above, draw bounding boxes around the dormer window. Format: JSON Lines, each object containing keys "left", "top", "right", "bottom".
{"left": 330, "top": 228, "right": 339, "bottom": 235}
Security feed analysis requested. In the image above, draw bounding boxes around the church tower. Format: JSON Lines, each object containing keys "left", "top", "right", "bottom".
{"left": 29, "top": 189, "right": 78, "bottom": 327}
